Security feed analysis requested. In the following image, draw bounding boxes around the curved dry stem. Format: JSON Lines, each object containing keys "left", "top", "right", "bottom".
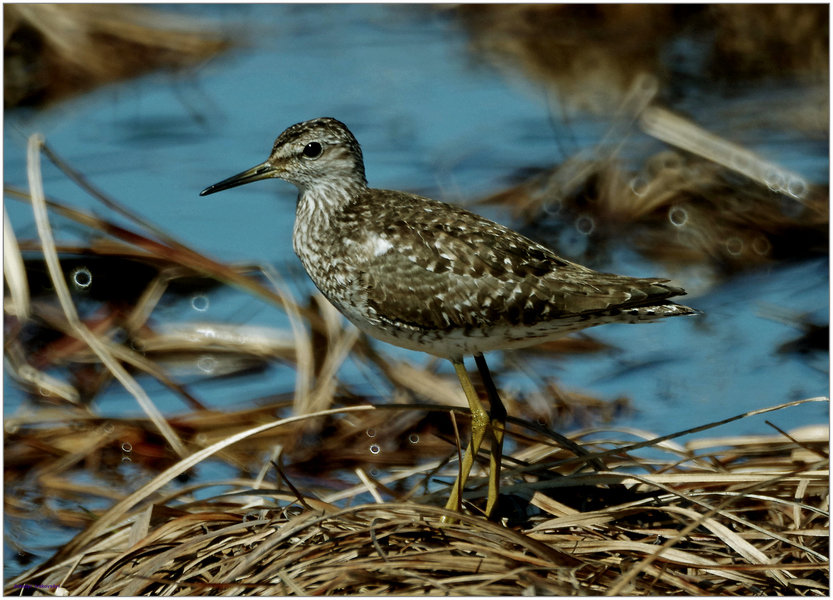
{"left": 26, "top": 133, "right": 188, "bottom": 458}
{"left": 52, "top": 404, "right": 378, "bottom": 561}
{"left": 3, "top": 205, "right": 30, "bottom": 320}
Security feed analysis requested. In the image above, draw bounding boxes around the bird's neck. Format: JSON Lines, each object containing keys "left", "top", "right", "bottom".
{"left": 293, "top": 179, "right": 367, "bottom": 245}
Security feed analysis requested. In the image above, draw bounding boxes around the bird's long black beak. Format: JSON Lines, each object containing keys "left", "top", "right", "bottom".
{"left": 200, "top": 161, "right": 277, "bottom": 196}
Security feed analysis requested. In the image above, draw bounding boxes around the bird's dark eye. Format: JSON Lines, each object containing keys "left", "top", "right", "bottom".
{"left": 302, "top": 142, "right": 323, "bottom": 159}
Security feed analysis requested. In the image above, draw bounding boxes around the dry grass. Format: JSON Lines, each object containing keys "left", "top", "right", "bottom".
{"left": 457, "top": 5, "right": 828, "bottom": 114}
{"left": 479, "top": 104, "right": 828, "bottom": 279}
{"left": 4, "top": 4, "right": 231, "bottom": 108}
{"left": 5, "top": 401, "right": 828, "bottom": 596}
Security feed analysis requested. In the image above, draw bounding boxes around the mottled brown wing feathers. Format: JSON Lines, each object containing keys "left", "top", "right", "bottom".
{"left": 343, "top": 191, "right": 685, "bottom": 330}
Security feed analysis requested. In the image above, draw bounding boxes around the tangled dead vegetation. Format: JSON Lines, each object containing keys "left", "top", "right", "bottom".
{"left": 479, "top": 103, "right": 828, "bottom": 279}
{"left": 6, "top": 402, "right": 828, "bottom": 596}
{"left": 4, "top": 4, "right": 230, "bottom": 108}
{"left": 457, "top": 4, "right": 828, "bottom": 113}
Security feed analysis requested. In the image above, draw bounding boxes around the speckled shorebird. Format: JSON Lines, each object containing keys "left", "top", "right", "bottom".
{"left": 201, "top": 117, "right": 695, "bottom": 517}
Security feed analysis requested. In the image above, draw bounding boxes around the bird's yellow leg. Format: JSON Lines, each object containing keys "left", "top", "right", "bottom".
{"left": 444, "top": 359, "right": 490, "bottom": 514}
{"left": 474, "top": 353, "right": 505, "bottom": 518}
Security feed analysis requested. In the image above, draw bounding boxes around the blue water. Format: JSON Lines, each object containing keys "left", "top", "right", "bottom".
{"left": 3, "top": 4, "right": 828, "bottom": 578}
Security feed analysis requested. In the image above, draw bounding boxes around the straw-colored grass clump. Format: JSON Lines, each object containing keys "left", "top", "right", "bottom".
{"left": 6, "top": 407, "right": 828, "bottom": 596}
